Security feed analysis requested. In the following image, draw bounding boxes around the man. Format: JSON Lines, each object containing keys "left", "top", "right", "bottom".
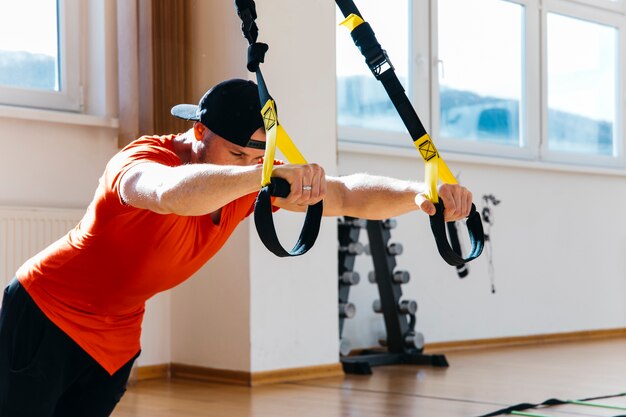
{"left": 0, "top": 79, "right": 472, "bottom": 417}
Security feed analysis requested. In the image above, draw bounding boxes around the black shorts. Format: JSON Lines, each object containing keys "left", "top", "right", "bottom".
{"left": 0, "top": 278, "right": 139, "bottom": 417}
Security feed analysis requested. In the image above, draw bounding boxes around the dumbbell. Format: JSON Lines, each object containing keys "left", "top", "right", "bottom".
{"left": 364, "top": 242, "right": 402, "bottom": 256}
{"left": 369, "top": 270, "right": 409, "bottom": 284}
{"left": 339, "top": 302, "right": 356, "bottom": 318}
{"left": 387, "top": 243, "right": 403, "bottom": 256}
{"left": 339, "top": 242, "right": 364, "bottom": 255}
{"left": 392, "top": 270, "right": 410, "bottom": 284}
{"left": 382, "top": 219, "right": 397, "bottom": 229}
{"left": 404, "top": 331, "right": 425, "bottom": 350}
{"left": 373, "top": 299, "right": 417, "bottom": 315}
{"left": 339, "top": 271, "right": 360, "bottom": 286}
{"left": 398, "top": 299, "right": 418, "bottom": 315}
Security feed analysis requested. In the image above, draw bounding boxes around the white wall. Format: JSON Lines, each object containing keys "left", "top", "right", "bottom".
{"left": 248, "top": 0, "right": 338, "bottom": 372}
{"left": 168, "top": 0, "right": 250, "bottom": 371}
{"left": 0, "top": 0, "right": 119, "bottom": 208}
{"left": 340, "top": 150, "right": 626, "bottom": 349}
{"left": 171, "top": 223, "right": 252, "bottom": 371}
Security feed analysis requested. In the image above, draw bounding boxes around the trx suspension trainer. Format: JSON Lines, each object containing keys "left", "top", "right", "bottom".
{"left": 234, "top": 0, "right": 323, "bottom": 257}
{"left": 335, "top": 0, "right": 484, "bottom": 267}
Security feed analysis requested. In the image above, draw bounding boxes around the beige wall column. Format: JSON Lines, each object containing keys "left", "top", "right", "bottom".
{"left": 171, "top": 0, "right": 339, "bottom": 377}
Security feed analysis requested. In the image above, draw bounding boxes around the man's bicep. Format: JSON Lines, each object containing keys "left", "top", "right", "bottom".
{"left": 119, "top": 162, "right": 171, "bottom": 213}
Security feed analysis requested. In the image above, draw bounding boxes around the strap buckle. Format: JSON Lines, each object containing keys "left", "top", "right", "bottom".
{"left": 366, "top": 49, "right": 394, "bottom": 80}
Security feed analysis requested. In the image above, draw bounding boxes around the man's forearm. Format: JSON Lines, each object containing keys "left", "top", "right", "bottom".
{"left": 328, "top": 173, "right": 427, "bottom": 220}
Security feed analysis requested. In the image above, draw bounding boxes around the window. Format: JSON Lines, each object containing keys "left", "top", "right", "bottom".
{"left": 436, "top": 0, "right": 524, "bottom": 150}
{"left": 336, "top": 0, "right": 626, "bottom": 168}
{"left": 544, "top": 8, "right": 620, "bottom": 163}
{"left": 336, "top": 1, "right": 409, "bottom": 138}
{"left": 0, "top": 0, "right": 81, "bottom": 111}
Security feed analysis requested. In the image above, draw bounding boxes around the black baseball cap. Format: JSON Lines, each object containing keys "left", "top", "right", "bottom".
{"left": 171, "top": 79, "right": 266, "bottom": 150}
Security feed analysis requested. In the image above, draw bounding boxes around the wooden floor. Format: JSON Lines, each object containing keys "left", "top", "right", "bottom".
{"left": 112, "top": 337, "right": 626, "bottom": 417}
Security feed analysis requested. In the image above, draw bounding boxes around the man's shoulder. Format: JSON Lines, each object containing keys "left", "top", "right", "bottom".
{"left": 123, "top": 133, "right": 177, "bottom": 152}
{"left": 115, "top": 134, "right": 180, "bottom": 166}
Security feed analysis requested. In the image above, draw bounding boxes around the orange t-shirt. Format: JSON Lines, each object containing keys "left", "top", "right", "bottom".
{"left": 17, "top": 134, "right": 259, "bottom": 375}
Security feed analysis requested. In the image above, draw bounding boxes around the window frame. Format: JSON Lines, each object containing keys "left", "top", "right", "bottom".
{"left": 0, "top": 0, "right": 82, "bottom": 112}
{"left": 569, "top": 0, "right": 625, "bottom": 13}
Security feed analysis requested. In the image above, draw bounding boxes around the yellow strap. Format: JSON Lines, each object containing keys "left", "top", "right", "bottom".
{"left": 261, "top": 100, "right": 279, "bottom": 186}
{"left": 414, "top": 134, "right": 457, "bottom": 203}
{"left": 339, "top": 14, "right": 364, "bottom": 31}
{"left": 260, "top": 99, "right": 308, "bottom": 186}
{"left": 276, "top": 125, "right": 308, "bottom": 165}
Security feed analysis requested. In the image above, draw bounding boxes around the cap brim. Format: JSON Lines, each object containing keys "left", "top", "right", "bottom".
{"left": 171, "top": 104, "right": 200, "bottom": 121}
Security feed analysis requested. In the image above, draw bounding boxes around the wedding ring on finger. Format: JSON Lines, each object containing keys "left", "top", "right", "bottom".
{"left": 302, "top": 185, "right": 313, "bottom": 191}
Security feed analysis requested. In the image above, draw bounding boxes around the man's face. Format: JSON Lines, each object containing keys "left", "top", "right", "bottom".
{"left": 200, "top": 127, "right": 266, "bottom": 166}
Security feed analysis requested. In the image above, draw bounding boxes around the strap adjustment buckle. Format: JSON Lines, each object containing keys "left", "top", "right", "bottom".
{"left": 366, "top": 49, "right": 394, "bottom": 79}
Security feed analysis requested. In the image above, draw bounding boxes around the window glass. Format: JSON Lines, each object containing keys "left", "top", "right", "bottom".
{"left": 336, "top": 1, "right": 409, "bottom": 132}
{"left": 0, "top": 0, "right": 60, "bottom": 91}
{"left": 438, "top": 0, "right": 524, "bottom": 147}
{"left": 547, "top": 13, "right": 617, "bottom": 156}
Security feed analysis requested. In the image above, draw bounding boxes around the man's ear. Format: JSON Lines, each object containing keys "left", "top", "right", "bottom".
{"left": 193, "top": 122, "right": 206, "bottom": 141}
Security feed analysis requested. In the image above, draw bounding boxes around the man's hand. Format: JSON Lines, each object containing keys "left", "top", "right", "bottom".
{"left": 415, "top": 183, "right": 473, "bottom": 222}
{"left": 272, "top": 163, "right": 327, "bottom": 206}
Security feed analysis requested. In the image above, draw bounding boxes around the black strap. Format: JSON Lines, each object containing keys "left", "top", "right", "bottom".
{"left": 430, "top": 202, "right": 484, "bottom": 267}
{"left": 234, "top": 1, "right": 323, "bottom": 257}
{"left": 335, "top": 0, "right": 484, "bottom": 267}
{"left": 254, "top": 178, "right": 323, "bottom": 257}
{"left": 446, "top": 222, "right": 469, "bottom": 277}
{"left": 234, "top": 0, "right": 258, "bottom": 43}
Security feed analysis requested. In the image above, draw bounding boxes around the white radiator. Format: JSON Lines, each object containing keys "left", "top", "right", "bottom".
{"left": 0, "top": 206, "right": 84, "bottom": 287}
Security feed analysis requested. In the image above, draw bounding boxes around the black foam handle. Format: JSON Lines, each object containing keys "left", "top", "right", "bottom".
{"left": 429, "top": 201, "right": 484, "bottom": 266}
{"left": 254, "top": 177, "right": 323, "bottom": 257}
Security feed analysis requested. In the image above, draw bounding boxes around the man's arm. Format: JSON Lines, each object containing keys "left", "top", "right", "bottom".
{"left": 120, "top": 161, "right": 330, "bottom": 216}
{"left": 274, "top": 173, "right": 473, "bottom": 222}
{"left": 119, "top": 163, "right": 263, "bottom": 216}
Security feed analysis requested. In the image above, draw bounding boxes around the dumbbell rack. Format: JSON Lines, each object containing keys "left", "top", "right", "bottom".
{"left": 339, "top": 217, "right": 449, "bottom": 375}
